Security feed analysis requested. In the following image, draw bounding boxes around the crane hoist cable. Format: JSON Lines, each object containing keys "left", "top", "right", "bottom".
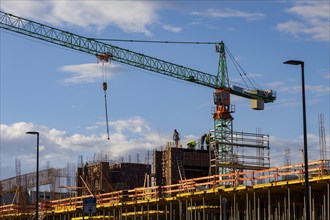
{"left": 225, "top": 46, "right": 261, "bottom": 90}
{"left": 91, "top": 38, "right": 220, "bottom": 45}
{"left": 97, "top": 54, "right": 112, "bottom": 140}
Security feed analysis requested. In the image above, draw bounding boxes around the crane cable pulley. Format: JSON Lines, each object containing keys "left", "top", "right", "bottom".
{"left": 97, "top": 54, "right": 112, "bottom": 140}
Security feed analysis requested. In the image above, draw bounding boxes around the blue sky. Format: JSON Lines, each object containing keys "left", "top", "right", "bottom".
{"left": 0, "top": 1, "right": 329, "bottom": 180}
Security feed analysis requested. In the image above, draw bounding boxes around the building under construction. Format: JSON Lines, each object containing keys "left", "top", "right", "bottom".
{"left": 0, "top": 158, "right": 329, "bottom": 219}
{"left": 77, "top": 161, "right": 151, "bottom": 196}
{"left": 1, "top": 129, "right": 330, "bottom": 219}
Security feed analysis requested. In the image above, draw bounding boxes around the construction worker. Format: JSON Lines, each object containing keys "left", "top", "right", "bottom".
{"left": 201, "top": 133, "right": 206, "bottom": 150}
{"left": 205, "top": 133, "right": 210, "bottom": 150}
{"left": 173, "top": 129, "right": 180, "bottom": 148}
{"left": 187, "top": 140, "right": 196, "bottom": 150}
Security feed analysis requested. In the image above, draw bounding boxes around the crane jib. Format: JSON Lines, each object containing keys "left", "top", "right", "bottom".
{"left": 0, "top": 11, "right": 276, "bottom": 103}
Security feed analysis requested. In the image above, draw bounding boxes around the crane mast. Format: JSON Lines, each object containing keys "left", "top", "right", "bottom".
{"left": 0, "top": 11, "right": 276, "bottom": 175}
{"left": 211, "top": 43, "right": 235, "bottom": 175}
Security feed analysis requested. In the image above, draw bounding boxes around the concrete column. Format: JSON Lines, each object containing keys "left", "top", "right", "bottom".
{"left": 257, "top": 197, "right": 260, "bottom": 220}
{"left": 246, "top": 192, "right": 249, "bottom": 220}
{"left": 170, "top": 202, "right": 173, "bottom": 220}
{"left": 288, "top": 187, "right": 290, "bottom": 220}
{"left": 179, "top": 199, "right": 182, "bottom": 220}
{"left": 328, "top": 183, "right": 329, "bottom": 220}
{"left": 253, "top": 191, "right": 256, "bottom": 220}
{"left": 203, "top": 195, "right": 205, "bottom": 220}
{"left": 219, "top": 194, "right": 222, "bottom": 220}
{"left": 134, "top": 205, "right": 136, "bottom": 220}
{"left": 165, "top": 204, "right": 168, "bottom": 220}
{"left": 268, "top": 189, "right": 271, "bottom": 220}
{"left": 234, "top": 193, "right": 236, "bottom": 220}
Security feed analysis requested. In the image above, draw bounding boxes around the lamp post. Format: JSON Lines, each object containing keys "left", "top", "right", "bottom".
{"left": 26, "top": 131, "right": 39, "bottom": 220}
{"left": 283, "top": 60, "right": 310, "bottom": 220}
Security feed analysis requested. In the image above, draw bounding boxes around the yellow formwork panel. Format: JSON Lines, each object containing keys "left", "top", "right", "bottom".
{"left": 122, "top": 210, "right": 167, "bottom": 217}
{"left": 72, "top": 216, "right": 113, "bottom": 220}
{"left": 223, "top": 185, "right": 246, "bottom": 192}
{"left": 187, "top": 205, "right": 220, "bottom": 211}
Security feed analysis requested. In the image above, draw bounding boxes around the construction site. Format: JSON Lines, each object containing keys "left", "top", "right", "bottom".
{"left": 1, "top": 11, "right": 330, "bottom": 220}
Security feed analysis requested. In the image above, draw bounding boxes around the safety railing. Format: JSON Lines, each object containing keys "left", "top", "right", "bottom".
{"left": 1, "top": 160, "right": 329, "bottom": 217}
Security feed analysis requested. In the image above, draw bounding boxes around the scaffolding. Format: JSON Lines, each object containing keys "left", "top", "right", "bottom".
{"left": 209, "top": 130, "right": 270, "bottom": 176}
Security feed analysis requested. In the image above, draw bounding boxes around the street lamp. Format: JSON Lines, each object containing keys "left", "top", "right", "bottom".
{"left": 26, "top": 131, "right": 39, "bottom": 220}
{"left": 283, "top": 60, "right": 310, "bottom": 220}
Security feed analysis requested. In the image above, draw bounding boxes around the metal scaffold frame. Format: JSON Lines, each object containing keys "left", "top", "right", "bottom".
{"left": 209, "top": 130, "right": 270, "bottom": 176}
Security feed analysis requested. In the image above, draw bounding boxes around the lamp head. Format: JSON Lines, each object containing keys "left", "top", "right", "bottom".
{"left": 26, "top": 131, "right": 39, "bottom": 135}
{"left": 283, "top": 60, "right": 304, "bottom": 65}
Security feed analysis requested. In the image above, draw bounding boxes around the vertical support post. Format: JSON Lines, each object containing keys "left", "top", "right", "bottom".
{"left": 170, "top": 202, "right": 173, "bottom": 220}
{"left": 179, "top": 199, "right": 182, "bottom": 220}
{"left": 134, "top": 205, "right": 136, "bottom": 220}
{"left": 222, "top": 197, "right": 227, "bottom": 220}
{"left": 312, "top": 198, "right": 314, "bottom": 220}
{"left": 268, "top": 189, "right": 271, "bottom": 220}
{"left": 234, "top": 193, "right": 236, "bottom": 220}
{"left": 284, "top": 195, "right": 286, "bottom": 219}
{"left": 190, "top": 198, "right": 193, "bottom": 220}
{"left": 278, "top": 201, "right": 280, "bottom": 220}
{"left": 323, "top": 195, "right": 326, "bottom": 220}
{"left": 165, "top": 204, "right": 168, "bottom": 220}
{"left": 288, "top": 187, "right": 291, "bottom": 220}
{"left": 309, "top": 185, "right": 312, "bottom": 220}
{"left": 186, "top": 200, "right": 189, "bottom": 220}
{"left": 327, "top": 183, "right": 330, "bottom": 219}
{"left": 203, "top": 195, "right": 206, "bottom": 220}
{"left": 258, "top": 197, "right": 260, "bottom": 220}
{"left": 220, "top": 194, "right": 222, "bottom": 220}
{"left": 253, "top": 191, "right": 256, "bottom": 220}
{"left": 246, "top": 192, "right": 249, "bottom": 220}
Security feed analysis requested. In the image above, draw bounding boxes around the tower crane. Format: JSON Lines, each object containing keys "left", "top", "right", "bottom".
{"left": 0, "top": 11, "right": 276, "bottom": 175}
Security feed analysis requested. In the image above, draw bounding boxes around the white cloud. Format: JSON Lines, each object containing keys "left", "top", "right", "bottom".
{"left": 276, "top": 2, "right": 330, "bottom": 42}
{"left": 305, "top": 84, "right": 330, "bottom": 96}
{"left": 59, "top": 63, "right": 122, "bottom": 84}
{"left": 1, "top": 120, "right": 328, "bottom": 180}
{"left": 162, "top": 24, "right": 183, "bottom": 33}
{"left": 269, "top": 133, "right": 326, "bottom": 167}
{"left": 109, "top": 117, "right": 151, "bottom": 134}
{"left": 267, "top": 80, "right": 329, "bottom": 97}
{"left": 192, "top": 8, "right": 265, "bottom": 21}
{"left": 0, "top": 118, "right": 167, "bottom": 179}
{"left": 1, "top": 1, "right": 161, "bottom": 36}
